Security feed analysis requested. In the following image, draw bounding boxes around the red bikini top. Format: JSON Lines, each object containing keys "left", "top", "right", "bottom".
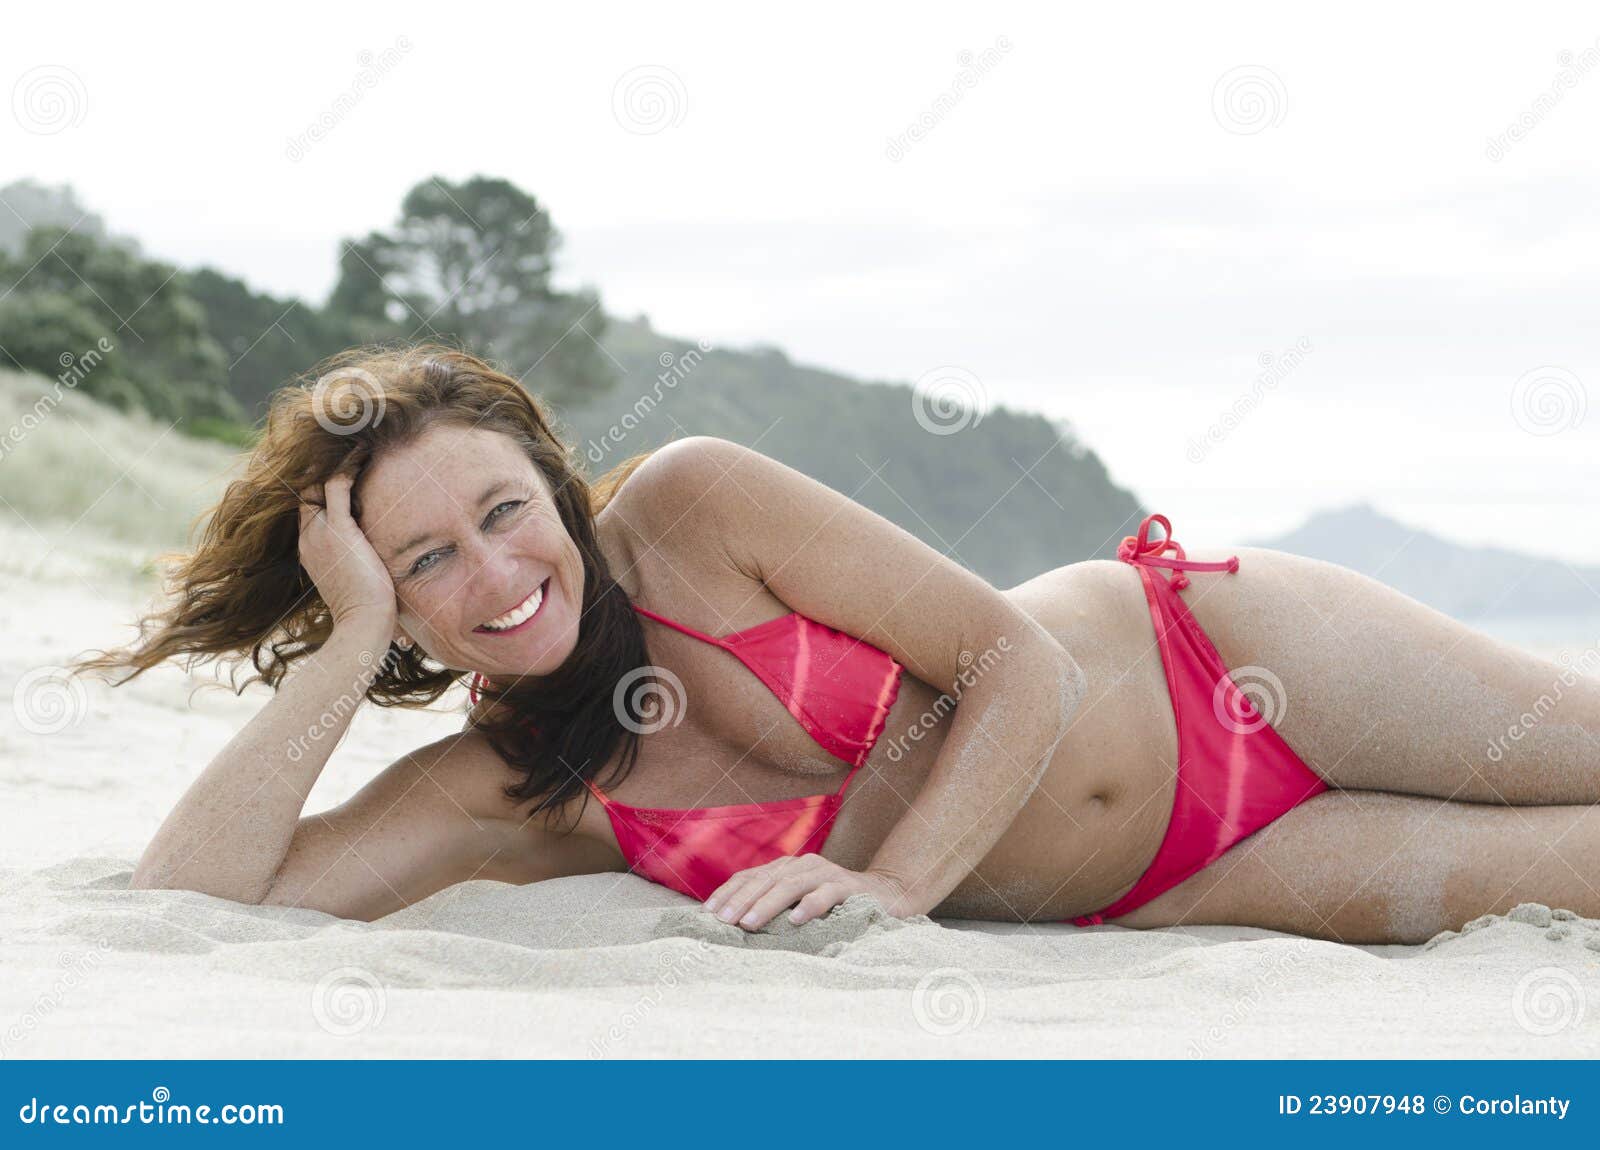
{"left": 467, "top": 603, "right": 903, "bottom": 902}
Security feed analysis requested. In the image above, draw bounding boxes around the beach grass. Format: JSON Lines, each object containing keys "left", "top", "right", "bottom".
{"left": 0, "top": 368, "right": 242, "bottom": 562}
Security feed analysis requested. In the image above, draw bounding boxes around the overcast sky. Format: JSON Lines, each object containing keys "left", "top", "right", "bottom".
{"left": 7, "top": 2, "right": 1600, "bottom": 561}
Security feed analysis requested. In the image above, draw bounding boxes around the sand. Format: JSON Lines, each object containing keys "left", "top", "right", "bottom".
{"left": 5, "top": 856, "right": 1600, "bottom": 1058}
{"left": 3, "top": 529, "right": 1599, "bottom": 1058}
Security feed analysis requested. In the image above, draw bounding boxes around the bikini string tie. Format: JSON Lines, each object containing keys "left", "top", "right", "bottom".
{"left": 1116, "top": 513, "right": 1240, "bottom": 592}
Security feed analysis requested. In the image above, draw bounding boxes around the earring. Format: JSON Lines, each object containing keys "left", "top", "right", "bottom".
{"left": 396, "top": 636, "right": 414, "bottom": 651}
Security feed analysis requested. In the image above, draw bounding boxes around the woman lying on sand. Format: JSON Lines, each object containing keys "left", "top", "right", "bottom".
{"left": 80, "top": 344, "right": 1600, "bottom": 944}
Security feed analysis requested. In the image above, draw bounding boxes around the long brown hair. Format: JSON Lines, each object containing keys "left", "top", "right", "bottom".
{"left": 72, "top": 342, "right": 658, "bottom": 830}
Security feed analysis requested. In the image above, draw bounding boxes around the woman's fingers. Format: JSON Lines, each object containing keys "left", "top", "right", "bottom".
{"left": 322, "top": 473, "right": 355, "bottom": 524}
{"left": 293, "top": 472, "right": 397, "bottom": 627}
{"left": 790, "top": 882, "right": 848, "bottom": 925}
{"left": 297, "top": 488, "right": 319, "bottom": 536}
{"left": 709, "top": 870, "right": 773, "bottom": 923}
{"left": 708, "top": 856, "right": 837, "bottom": 930}
{"left": 739, "top": 868, "right": 841, "bottom": 930}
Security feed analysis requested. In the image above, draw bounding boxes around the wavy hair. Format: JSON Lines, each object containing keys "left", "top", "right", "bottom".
{"left": 72, "top": 343, "right": 656, "bottom": 831}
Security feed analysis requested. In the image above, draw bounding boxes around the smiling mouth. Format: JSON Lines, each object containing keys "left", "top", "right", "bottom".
{"left": 473, "top": 577, "right": 550, "bottom": 636}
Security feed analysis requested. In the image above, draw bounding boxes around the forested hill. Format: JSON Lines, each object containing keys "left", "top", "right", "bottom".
{"left": 568, "top": 319, "right": 1144, "bottom": 587}
{"left": 0, "top": 176, "right": 1143, "bottom": 588}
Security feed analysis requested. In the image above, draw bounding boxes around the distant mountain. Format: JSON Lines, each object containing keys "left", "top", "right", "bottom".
{"left": 564, "top": 317, "right": 1144, "bottom": 589}
{"left": 1251, "top": 503, "right": 1600, "bottom": 619}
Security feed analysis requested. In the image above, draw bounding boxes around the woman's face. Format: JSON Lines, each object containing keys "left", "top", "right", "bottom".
{"left": 355, "top": 423, "right": 585, "bottom": 679}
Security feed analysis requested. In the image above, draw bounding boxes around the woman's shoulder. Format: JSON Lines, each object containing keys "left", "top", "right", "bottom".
{"left": 597, "top": 436, "right": 764, "bottom": 591}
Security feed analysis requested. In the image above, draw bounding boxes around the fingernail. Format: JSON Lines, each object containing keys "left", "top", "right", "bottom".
{"left": 788, "top": 909, "right": 803, "bottom": 923}
{"left": 739, "top": 912, "right": 758, "bottom": 926}
{"left": 717, "top": 906, "right": 737, "bottom": 922}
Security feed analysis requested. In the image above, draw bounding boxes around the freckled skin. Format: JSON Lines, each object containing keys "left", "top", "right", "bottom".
{"left": 368, "top": 431, "right": 1600, "bottom": 942}
{"left": 356, "top": 425, "right": 588, "bottom": 683}
{"left": 579, "top": 540, "right": 1600, "bottom": 942}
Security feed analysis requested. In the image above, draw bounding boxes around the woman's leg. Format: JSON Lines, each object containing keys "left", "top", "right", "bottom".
{"left": 1118, "top": 790, "right": 1600, "bottom": 943}
{"left": 1181, "top": 546, "right": 1600, "bottom": 805}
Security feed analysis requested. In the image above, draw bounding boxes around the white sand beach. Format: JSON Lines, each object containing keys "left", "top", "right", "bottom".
{"left": 2, "top": 559, "right": 1599, "bottom": 1058}
{"left": 2, "top": 373, "right": 1598, "bottom": 1059}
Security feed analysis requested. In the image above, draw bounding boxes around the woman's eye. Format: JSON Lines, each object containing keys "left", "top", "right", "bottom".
{"left": 486, "top": 500, "right": 524, "bottom": 525}
{"left": 401, "top": 502, "right": 522, "bottom": 578}
{"left": 409, "top": 550, "right": 445, "bottom": 576}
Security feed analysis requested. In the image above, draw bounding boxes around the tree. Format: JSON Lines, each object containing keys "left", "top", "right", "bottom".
{"left": 184, "top": 266, "right": 393, "bottom": 420}
{"left": 0, "top": 292, "right": 137, "bottom": 407}
{"left": 325, "top": 175, "right": 619, "bottom": 405}
{"left": 4, "top": 226, "right": 239, "bottom": 425}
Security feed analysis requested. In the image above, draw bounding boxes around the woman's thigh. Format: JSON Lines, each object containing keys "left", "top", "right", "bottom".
{"left": 1115, "top": 789, "right": 1600, "bottom": 943}
{"left": 1180, "top": 546, "right": 1600, "bottom": 805}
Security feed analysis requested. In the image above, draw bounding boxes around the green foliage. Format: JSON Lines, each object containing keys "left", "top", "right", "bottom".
{"left": 182, "top": 266, "right": 395, "bottom": 421}
{"left": 181, "top": 416, "right": 258, "bottom": 447}
{"left": 565, "top": 319, "right": 1145, "bottom": 585}
{"left": 0, "top": 175, "right": 1146, "bottom": 587}
{"left": 327, "top": 175, "right": 618, "bottom": 405}
{"left": 0, "top": 225, "right": 241, "bottom": 427}
{"left": 0, "top": 291, "right": 117, "bottom": 382}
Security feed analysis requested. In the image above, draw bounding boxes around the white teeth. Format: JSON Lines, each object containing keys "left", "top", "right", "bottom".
{"left": 481, "top": 582, "right": 544, "bottom": 631}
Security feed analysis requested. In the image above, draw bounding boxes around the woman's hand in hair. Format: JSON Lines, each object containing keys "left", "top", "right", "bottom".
{"left": 298, "top": 473, "right": 398, "bottom": 631}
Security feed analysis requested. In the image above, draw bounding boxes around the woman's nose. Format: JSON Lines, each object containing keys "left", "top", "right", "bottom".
{"left": 468, "top": 538, "right": 524, "bottom": 594}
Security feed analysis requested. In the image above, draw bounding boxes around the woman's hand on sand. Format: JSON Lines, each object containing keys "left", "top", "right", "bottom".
{"left": 702, "top": 855, "right": 914, "bottom": 931}
{"left": 298, "top": 473, "right": 398, "bottom": 630}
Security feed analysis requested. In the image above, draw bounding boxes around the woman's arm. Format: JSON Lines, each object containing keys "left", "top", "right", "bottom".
{"left": 129, "top": 611, "right": 396, "bottom": 903}
{"left": 860, "top": 630, "right": 1081, "bottom": 914}
{"left": 257, "top": 729, "right": 604, "bottom": 921}
{"left": 132, "top": 620, "right": 596, "bottom": 919}
{"left": 129, "top": 469, "right": 516, "bottom": 915}
{"left": 624, "top": 437, "right": 1086, "bottom": 926}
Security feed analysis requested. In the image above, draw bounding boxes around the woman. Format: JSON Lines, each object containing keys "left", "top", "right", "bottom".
{"left": 80, "top": 345, "right": 1600, "bottom": 944}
